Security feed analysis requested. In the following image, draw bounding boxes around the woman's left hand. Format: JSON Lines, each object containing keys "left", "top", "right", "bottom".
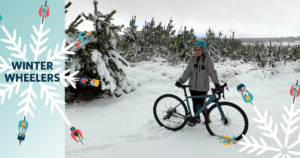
{"left": 214, "top": 83, "right": 221, "bottom": 89}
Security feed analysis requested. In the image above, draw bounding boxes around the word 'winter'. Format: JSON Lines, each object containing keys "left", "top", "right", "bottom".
{"left": 4, "top": 62, "right": 60, "bottom": 82}
{"left": 12, "top": 61, "right": 53, "bottom": 70}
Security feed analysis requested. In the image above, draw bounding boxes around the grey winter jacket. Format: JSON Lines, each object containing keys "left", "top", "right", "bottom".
{"left": 177, "top": 54, "right": 219, "bottom": 91}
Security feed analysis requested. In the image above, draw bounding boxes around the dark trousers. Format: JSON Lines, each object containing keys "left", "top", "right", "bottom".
{"left": 189, "top": 90, "right": 210, "bottom": 121}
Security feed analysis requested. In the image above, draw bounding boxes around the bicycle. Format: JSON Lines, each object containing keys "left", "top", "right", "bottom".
{"left": 153, "top": 83, "right": 248, "bottom": 140}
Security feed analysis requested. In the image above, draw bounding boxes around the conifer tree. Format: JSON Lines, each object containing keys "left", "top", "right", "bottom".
{"left": 79, "top": 0, "right": 132, "bottom": 96}
{"left": 168, "top": 26, "right": 197, "bottom": 65}
{"left": 122, "top": 15, "right": 141, "bottom": 62}
{"left": 65, "top": 0, "right": 134, "bottom": 103}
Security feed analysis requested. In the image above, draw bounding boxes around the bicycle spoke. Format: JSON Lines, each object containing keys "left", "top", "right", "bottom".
{"left": 206, "top": 103, "right": 248, "bottom": 141}
{"left": 154, "top": 95, "right": 188, "bottom": 130}
{"left": 228, "top": 126, "right": 241, "bottom": 136}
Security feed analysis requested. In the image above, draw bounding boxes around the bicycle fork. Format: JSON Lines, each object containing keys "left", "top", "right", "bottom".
{"left": 215, "top": 102, "right": 228, "bottom": 125}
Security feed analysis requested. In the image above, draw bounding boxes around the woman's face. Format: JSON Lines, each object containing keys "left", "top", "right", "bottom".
{"left": 194, "top": 46, "right": 202, "bottom": 57}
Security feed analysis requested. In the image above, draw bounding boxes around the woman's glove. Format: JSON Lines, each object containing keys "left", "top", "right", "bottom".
{"left": 214, "top": 83, "right": 221, "bottom": 89}
{"left": 175, "top": 81, "right": 182, "bottom": 87}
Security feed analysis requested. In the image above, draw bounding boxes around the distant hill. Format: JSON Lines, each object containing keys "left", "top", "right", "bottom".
{"left": 198, "top": 36, "right": 300, "bottom": 44}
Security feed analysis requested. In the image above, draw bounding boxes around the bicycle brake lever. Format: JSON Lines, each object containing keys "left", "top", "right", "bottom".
{"left": 225, "top": 84, "right": 229, "bottom": 91}
{"left": 222, "top": 92, "right": 225, "bottom": 99}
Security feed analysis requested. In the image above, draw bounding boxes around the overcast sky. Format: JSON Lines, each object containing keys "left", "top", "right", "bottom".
{"left": 65, "top": 0, "right": 300, "bottom": 38}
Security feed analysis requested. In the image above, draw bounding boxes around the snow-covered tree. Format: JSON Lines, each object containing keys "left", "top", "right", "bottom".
{"left": 121, "top": 17, "right": 177, "bottom": 62}
{"left": 168, "top": 26, "right": 197, "bottom": 65}
{"left": 65, "top": 0, "right": 136, "bottom": 103}
{"left": 121, "top": 15, "right": 141, "bottom": 62}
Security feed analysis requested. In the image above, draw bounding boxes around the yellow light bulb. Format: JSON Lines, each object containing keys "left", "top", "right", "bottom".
{"left": 21, "top": 122, "right": 26, "bottom": 127}
{"left": 246, "top": 96, "right": 251, "bottom": 101}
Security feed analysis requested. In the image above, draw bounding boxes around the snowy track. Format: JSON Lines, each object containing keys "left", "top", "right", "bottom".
{"left": 65, "top": 59, "right": 300, "bottom": 158}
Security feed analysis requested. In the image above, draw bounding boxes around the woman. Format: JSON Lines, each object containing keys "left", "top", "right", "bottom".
{"left": 175, "top": 40, "right": 221, "bottom": 123}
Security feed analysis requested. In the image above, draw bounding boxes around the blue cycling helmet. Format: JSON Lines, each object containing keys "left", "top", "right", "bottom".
{"left": 70, "top": 126, "right": 75, "bottom": 132}
{"left": 237, "top": 84, "right": 245, "bottom": 92}
{"left": 194, "top": 41, "right": 206, "bottom": 49}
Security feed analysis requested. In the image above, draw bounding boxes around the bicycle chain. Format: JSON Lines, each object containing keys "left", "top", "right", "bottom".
{"left": 185, "top": 115, "right": 197, "bottom": 127}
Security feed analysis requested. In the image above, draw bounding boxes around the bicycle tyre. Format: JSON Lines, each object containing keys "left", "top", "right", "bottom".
{"left": 205, "top": 102, "right": 248, "bottom": 141}
{"left": 153, "top": 94, "right": 188, "bottom": 131}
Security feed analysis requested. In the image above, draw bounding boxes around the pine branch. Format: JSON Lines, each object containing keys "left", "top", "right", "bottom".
{"left": 65, "top": 15, "right": 83, "bottom": 34}
{"left": 93, "top": 0, "right": 99, "bottom": 15}
{"left": 82, "top": 13, "right": 93, "bottom": 21}
{"left": 65, "top": 1, "right": 72, "bottom": 9}
{"left": 65, "top": 1, "right": 72, "bottom": 14}
{"left": 106, "top": 10, "right": 117, "bottom": 21}
{"left": 74, "top": 19, "right": 84, "bottom": 28}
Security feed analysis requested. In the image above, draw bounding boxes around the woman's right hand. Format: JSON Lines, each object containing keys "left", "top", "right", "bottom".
{"left": 175, "top": 81, "right": 182, "bottom": 87}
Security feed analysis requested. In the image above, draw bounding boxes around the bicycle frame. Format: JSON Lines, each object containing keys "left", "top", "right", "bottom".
{"left": 170, "top": 88, "right": 228, "bottom": 124}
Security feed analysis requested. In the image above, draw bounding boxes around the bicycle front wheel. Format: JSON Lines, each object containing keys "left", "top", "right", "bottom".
{"left": 205, "top": 102, "right": 248, "bottom": 141}
{"left": 153, "top": 94, "right": 188, "bottom": 131}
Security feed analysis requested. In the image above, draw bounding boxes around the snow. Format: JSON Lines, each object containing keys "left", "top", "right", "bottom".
{"left": 65, "top": 58, "right": 300, "bottom": 158}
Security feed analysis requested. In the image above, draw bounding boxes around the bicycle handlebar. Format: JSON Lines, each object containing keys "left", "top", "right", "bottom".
{"left": 176, "top": 83, "right": 229, "bottom": 102}
{"left": 211, "top": 83, "right": 229, "bottom": 102}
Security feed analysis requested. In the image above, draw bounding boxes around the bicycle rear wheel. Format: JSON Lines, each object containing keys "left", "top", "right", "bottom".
{"left": 205, "top": 102, "right": 248, "bottom": 141}
{"left": 153, "top": 94, "right": 188, "bottom": 131}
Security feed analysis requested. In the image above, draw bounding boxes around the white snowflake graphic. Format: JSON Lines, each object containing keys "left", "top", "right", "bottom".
{"left": 238, "top": 101, "right": 300, "bottom": 158}
{"left": 0, "top": 17, "right": 78, "bottom": 127}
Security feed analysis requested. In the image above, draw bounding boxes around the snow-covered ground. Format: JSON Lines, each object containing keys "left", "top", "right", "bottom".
{"left": 65, "top": 58, "right": 300, "bottom": 158}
